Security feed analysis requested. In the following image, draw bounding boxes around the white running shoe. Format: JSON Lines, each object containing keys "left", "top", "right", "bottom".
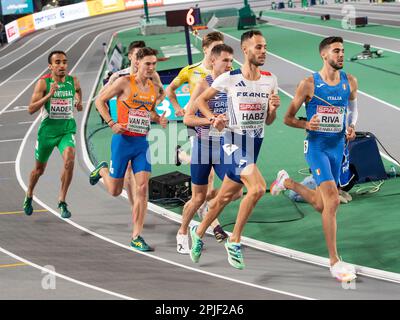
{"left": 270, "top": 170, "right": 289, "bottom": 195}
{"left": 330, "top": 261, "right": 357, "bottom": 282}
{"left": 197, "top": 201, "right": 208, "bottom": 220}
{"left": 176, "top": 232, "right": 190, "bottom": 255}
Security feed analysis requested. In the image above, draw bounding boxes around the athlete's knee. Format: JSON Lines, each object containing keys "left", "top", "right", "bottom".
{"left": 33, "top": 165, "right": 45, "bottom": 176}
{"left": 135, "top": 181, "right": 148, "bottom": 198}
{"left": 64, "top": 158, "right": 75, "bottom": 171}
{"left": 192, "top": 192, "right": 207, "bottom": 207}
{"left": 247, "top": 183, "right": 266, "bottom": 201}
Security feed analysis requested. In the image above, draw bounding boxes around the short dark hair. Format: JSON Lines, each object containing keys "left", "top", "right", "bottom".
{"left": 211, "top": 43, "right": 234, "bottom": 56}
{"left": 202, "top": 31, "right": 224, "bottom": 48}
{"left": 128, "top": 40, "right": 146, "bottom": 53}
{"left": 319, "top": 36, "right": 343, "bottom": 53}
{"left": 136, "top": 47, "right": 158, "bottom": 60}
{"left": 48, "top": 50, "right": 66, "bottom": 64}
{"left": 240, "top": 30, "right": 263, "bottom": 45}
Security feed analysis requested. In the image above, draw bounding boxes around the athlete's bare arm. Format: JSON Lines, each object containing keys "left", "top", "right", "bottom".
{"left": 166, "top": 81, "right": 185, "bottom": 116}
{"left": 196, "top": 87, "right": 226, "bottom": 131}
{"left": 95, "top": 76, "right": 130, "bottom": 133}
{"left": 184, "top": 79, "right": 211, "bottom": 127}
{"left": 28, "top": 79, "right": 57, "bottom": 115}
{"left": 152, "top": 72, "right": 166, "bottom": 105}
{"left": 284, "top": 77, "right": 319, "bottom": 131}
{"left": 73, "top": 76, "right": 83, "bottom": 112}
{"left": 265, "top": 92, "right": 281, "bottom": 125}
{"left": 346, "top": 74, "right": 358, "bottom": 141}
{"left": 151, "top": 110, "right": 168, "bottom": 128}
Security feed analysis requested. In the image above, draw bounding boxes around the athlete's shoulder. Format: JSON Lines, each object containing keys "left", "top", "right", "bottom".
{"left": 229, "top": 68, "right": 242, "bottom": 76}
{"left": 40, "top": 74, "right": 51, "bottom": 79}
{"left": 188, "top": 62, "right": 203, "bottom": 70}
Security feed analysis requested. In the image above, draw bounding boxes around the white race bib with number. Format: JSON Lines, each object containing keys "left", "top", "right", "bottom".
{"left": 235, "top": 102, "right": 267, "bottom": 131}
{"left": 316, "top": 105, "right": 345, "bottom": 133}
{"left": 49, "top": 98, "right": 73, "bottom": 119}
{"left": 127, "top": 109, "right": 151, "bottom": 134}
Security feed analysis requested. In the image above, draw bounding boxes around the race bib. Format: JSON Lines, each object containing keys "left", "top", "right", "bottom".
{"left": 127, "top": 109, "right": 151, "bottom": 134}
{"left": 304, "top": 140, "right": 308, "bottom": 154}
{"left": 316, "top": 105, "right": 345, "bottom": 133}
{"left": 236, "top": 102, "right": 266, "bottom": 131}
{"left": 49, "top": 98, "right": 73, "bottom": 119}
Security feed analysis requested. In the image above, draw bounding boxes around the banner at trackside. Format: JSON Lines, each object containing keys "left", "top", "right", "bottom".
{"left": 17, "top": 14, "right": 35, "bottom": 36}
{"left": 86, "top": 0, "right": 126, "bottom": 17}
{"left": 5, "top": 19, "right": 20, "bottom": 43}
{"left": 33, "top": 2, "right": 89, "bottom": 30}
{"left": 124, "top": 0, "right": 163, "bottom": 10}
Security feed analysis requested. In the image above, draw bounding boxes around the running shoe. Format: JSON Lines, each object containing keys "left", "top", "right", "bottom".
{"left": 89, "top": 161, "right": 108, "bottom": 185}
{"left": 58, "top": 201, "right": 71, "bottom": 219}
{"left": 175, "top": 145, "right": 182, "bottom": 166}
{"left": 190, "top": 226, "right": 203, "bottom": 263}
{"left": 23, "top": 195, "right": 33, "bottom": 216}
{"left": 224, "top": 239, "right": 245, "bottom": 270}
{"left": 176, "top": 232, "right": 190, "bottom": 255}
{"left": 270, "top": 169, "right": 289, "bottom": 196}
{"left": 330, "top": 260, "right": 357, "bottom": 282}
{"left": 196, "top": 201, "right": 208, "bottom": 220}
{"left": 130, "top": 235, "right": 153, "bottom": 252}
{"left": 213, "top": 225, "right": 228, "bottom": 243}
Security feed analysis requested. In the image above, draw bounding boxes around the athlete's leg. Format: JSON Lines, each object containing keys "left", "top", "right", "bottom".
{"left": 196, "top": 176, "right": 242, "bottom": 238}
{"left": 27, "top": 161, "right": 47, "bottom": 197}
{"left": 59, "top": 146, "right": 75, "bottom": 202}
{"left": 283, "top": 178, "right": 324, "bottom": 212}
{"left": 230, "top": 164, "right": 266, "bottom": 243}
{"left": 98, "top": 166, "right": 125, "bottom": 196}
{"left": 131, "top": 171, "right": 151, "bottom": 239}
{"left": 124, "top": 163, "right": 136, "bottom": 207}
{"left": 318, "top": 181, "right": 340, "bottom": 266}
{"left": 179, "top": 184, "right": 208, "bottom": 235}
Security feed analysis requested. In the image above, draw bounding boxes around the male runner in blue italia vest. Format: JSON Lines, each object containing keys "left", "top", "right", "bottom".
{"left": 270, "top": 36, "right": 358, "bottom": 282}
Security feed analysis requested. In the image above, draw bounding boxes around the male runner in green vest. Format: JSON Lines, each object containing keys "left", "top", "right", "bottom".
{"left": 23, "top": 50, "right": 82, "bottom": 218}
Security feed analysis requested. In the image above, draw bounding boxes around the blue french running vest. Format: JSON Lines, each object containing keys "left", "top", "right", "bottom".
{"left": 306, "top": 71, "right": 350, "bottom": 139}
{"left": 194, "top": 74, "right": 228, "bottom": 140}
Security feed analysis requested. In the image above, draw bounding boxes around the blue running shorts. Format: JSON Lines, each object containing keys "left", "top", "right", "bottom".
{"left": 220, "top": 132, "right": 263, "bottom": 184}
{"left": 109, "top": 134, "right": 151, "bottom": 178}
{"left": 191, "top": 137, "right": 227, "bottom": 185}
{"left": 305, "top": 135, "right": 345, "bottom": 186}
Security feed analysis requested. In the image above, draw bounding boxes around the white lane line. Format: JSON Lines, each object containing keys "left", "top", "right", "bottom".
{"left": 220, "top": 31, "right": 400, "bottom": 112}
{"left": 18, "top": 121, "right": 34, "bottom": 125}
{"left": 0, "top": 246, "right": 135, "bottom": 300}
{"left": 0, "top": 30, "right": 51, "bottom": 61}
{"left": 0, "top": 139, "right": 23, "bottom": 143}
{"left": 0, "top": 161, "right": 16, "bottom": 164}
{"left": 261, "top": 15, "right": 400, "bottom": 44}
{"left": 2, "top": 25, "right": 141, "bottom": 302}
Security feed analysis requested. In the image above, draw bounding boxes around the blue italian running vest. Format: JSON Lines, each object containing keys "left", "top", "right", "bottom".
{"left": 306, "top": 71, "right": 351, "bottom": 138}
